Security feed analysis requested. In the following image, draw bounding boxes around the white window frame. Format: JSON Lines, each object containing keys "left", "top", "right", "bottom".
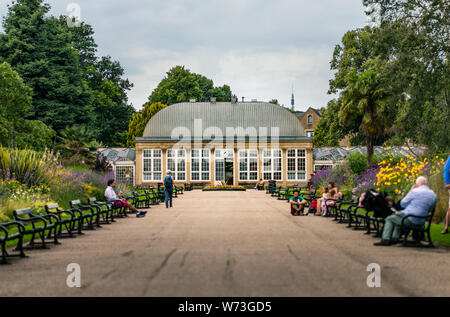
{"left": 262, "top": 149, "right": 282, "bottom": 181}
{"left": 314, "top": 164, "right": 334, "bottom": 172}
{"left": 238, "top": 149, "right": 259, "bottom": 181}
{"left": 115, "top": 165, "right": 135, "bottom": 186}
{"left": 142, "top": 149, "right": 162, "bottom": 182}
{"left": 191, "top": 149, "right": 210, "bottom": 182}
{"left": 214, "top": 149, "right": 232, "bottom": 182}
{"left": 287, "top": 148, "right": 307, "bottom": 181}
{"left": 167, "top": 149, "right": 186, "bottom": 182}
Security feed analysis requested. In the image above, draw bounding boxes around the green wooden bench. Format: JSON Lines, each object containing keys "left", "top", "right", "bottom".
{"left": 0, "top": 222, "right": 26, "bottom": 264}
{"left": 87, "top": 197, "right": 114, "bottom": 224}
{"left": 400, "top": 204, "right": 436, "bottom": 248}
{"left": 45, "top": 203, "right": 82, "bottom": 236}
{"left": 13, "top": 207, "right": 60, "bottom": 249}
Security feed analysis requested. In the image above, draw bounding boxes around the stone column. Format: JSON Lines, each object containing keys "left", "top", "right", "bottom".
{"left": 258, "top": 148, "right": 263, "bottom": 181}
{"left": 135, "top": 147, "right": 143, "bottom": 185}
{"left": 282, "top": 148, "right": 287, "bottom": 187}
{"left": 186, "top": 147, "right": 191, "bottom": 184}
{"left": 162, "top": 149, "right": 167, "bottom": 183}
{"left": 307, "top": 147, "right": 314, "bottom": 181}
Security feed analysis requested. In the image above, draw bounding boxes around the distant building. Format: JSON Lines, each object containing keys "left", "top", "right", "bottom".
{"left": 134, "top": 101, "right": 314, "bottom": 187}
{"left": 294, "top": 107, "right": 322, "bottom": 138}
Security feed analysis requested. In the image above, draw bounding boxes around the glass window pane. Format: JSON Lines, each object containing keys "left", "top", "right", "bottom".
{"left": 201, "top": 158, "right": 209, "bottom": 172}
{"left": 154, "top": 159, "right": 161, "bottom": 172}
{"left": 144, "top": 150, "right": 152, "bottom": 158}
{"left": 287, "top": 158, "right": 296, "bottom": 171}
{"left": 192, "top": 158, "right": 199, "bottom": 172}
{"left": 274, "top": 158, "right": 282, "bottom": 171}
{"left": 168, "top": 159, "right": 175, "bottom": 171}
{"left": 249, "top": 159, "right": 258, "bottom": 171}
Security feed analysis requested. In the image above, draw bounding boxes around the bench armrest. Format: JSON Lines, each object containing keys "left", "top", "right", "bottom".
{"left": 401, "top": 214, "right": 430, "bottom": 226}
{"left": 41, "top": 213, "right": 59, "bottom": 224}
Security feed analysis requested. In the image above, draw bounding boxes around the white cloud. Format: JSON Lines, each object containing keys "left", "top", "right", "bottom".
{"left": 0, "top": 0, "right": 368, "bottom": 111}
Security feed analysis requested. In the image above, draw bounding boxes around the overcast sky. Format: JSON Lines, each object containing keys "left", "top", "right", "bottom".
{"left": 0, "top": 0, "right": 369, "bottom": 111}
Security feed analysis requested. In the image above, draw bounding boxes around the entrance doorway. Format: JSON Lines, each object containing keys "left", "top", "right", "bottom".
{"left": 215, "top": 149, "right": 234, "bottom": 185}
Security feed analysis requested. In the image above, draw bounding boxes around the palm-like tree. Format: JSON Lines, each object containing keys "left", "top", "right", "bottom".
{"left": 57, "top": 125, "right": 96, "bottom": 164}
{"left": 339, "top": 70, "right": 394, "bottom": 162}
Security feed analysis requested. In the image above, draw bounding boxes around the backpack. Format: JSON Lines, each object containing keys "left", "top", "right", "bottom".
{"left": 164, "top": 175, "right": 173, "bottom": 189}
{"left": 362, "top": 189, "right": 393, "bottom": 219}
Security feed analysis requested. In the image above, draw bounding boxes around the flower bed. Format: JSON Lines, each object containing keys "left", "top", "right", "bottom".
{"left": 203, "top": 185, "right": 246, "bottom": 191}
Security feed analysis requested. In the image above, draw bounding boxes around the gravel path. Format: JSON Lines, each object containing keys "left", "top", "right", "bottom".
{"left": 1, "top": 190, "right": 449, "bottom": 297}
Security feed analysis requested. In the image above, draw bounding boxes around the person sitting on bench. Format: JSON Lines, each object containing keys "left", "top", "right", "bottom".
{"left": 255, "top": 178, "right": 265, "bottom": 190}
{"left": 105, "top": 179, "right": 145, "bottom": 217}
{"left": 374, "top": 176, "right": 436, "bottom": 246}
{"left": 290, "top": 190, "right": 308, "bottom": 216}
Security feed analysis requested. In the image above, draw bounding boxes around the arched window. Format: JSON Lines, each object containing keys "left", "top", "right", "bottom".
{"left": 308, "top": 115, "right": 313, "bottom": 124}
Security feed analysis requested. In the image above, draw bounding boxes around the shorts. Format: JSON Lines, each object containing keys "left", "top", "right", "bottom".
{"left": 113, "top": 200, "right": 129, "bottom": 208}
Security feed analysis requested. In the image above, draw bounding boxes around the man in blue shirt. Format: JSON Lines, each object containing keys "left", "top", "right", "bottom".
{"left": 441, "top": 155, "right": 450, "bottom": 234}
{"left": 375, "top": 176, "right": 437, "bottom": 246}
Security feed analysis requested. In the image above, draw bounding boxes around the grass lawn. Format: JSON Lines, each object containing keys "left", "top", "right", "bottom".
{"left": 430, "top": 223, "right": 450, "bottom": 247}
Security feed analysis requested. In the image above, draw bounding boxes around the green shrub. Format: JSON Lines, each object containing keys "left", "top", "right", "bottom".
{"left": 0, "top": 147, "right": 53, "bottom": 186}
{"left": 328, "top": 164, "right": 350, "bottom": 187}
{"left": 429, "top": 173, "right": 449, "bottom": 223}
{"left": 347, "top": 152, "right": 368, "bottom": 176}
{"left": 341, "top": 188, "right": 353, "bottom": 201}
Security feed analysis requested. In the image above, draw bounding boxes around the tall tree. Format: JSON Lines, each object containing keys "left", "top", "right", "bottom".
{"left": 328, "top": 26, "right": 398, "bottom": 161}
{"left": 58, "top": 19, "right": 135, "bottom": 146}
{"left": 0, "top": 61, "right": 55, "bottom": 149}
{"left": 363, "top": 0, "right": 450, "bottom": 152}
{"left": 149, "top": 66, "right": 235, "bottom": 105}
{"left": 339, "top": 69, "right": 394, "bottom": 161}
{"left": 0, "top": 0, "right": 94, "bottom": 132}
{"left": 127, "top": 102, "right": 167, "bottom": 147}
{"left": 313, "top": 100, "right": 345, "bottom": 147}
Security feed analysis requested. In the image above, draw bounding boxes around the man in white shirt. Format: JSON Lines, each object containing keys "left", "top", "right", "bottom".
{"left": 105, "top": 179, "right": 143, "bottom": 216}
{"left": 374, "top": 176, "right": 436, "bottom": 246}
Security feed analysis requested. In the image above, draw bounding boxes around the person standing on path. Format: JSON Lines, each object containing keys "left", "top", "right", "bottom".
{"left": 441, "top": 155, "right": 450, "bottom": 234}
{"left": 164, "top": 170, "right": 174, "bottom": 209}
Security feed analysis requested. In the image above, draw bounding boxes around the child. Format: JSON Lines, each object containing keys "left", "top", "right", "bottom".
{"left": 316, "top": 187, "right": 329, "bottom": 216}
{"left": 323, "top": 189, "right": 337, "bottom": 216}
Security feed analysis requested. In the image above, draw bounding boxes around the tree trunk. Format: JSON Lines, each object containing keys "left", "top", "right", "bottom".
{"left": 366, "top": 135, "right": 374, "bottom": 164}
